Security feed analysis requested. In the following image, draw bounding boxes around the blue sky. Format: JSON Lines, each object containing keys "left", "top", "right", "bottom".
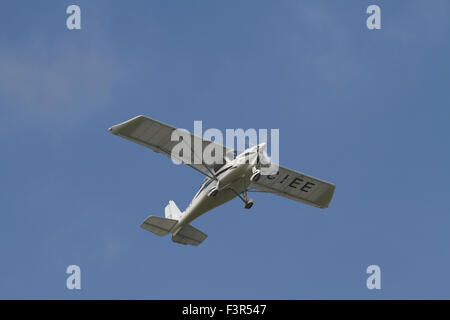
{"left": 1, "top": 1, "right": 449, "bottom": 299}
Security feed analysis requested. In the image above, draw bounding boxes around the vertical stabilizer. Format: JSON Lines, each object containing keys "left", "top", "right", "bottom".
{"left": 164, "top": 200, "right": 183, "bottom": 220}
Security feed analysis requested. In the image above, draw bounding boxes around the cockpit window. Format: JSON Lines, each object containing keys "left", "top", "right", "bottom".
{"left": 213, "top": 162, "right": 225, "bottom": 172}
{"left": 225, "top": 150, "right": 239, "bottom": 161}
{"left": 194, "top": 177, "right": 213, "bottom": 199}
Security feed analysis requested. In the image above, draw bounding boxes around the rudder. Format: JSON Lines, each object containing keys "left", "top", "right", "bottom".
{"left": 165, "top": 200, "right": 183, "bottom": 220}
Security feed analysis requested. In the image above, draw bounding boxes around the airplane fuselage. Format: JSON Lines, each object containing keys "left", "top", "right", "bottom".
{"left": 171, "top": 147, "right": 260, "bottom": 235}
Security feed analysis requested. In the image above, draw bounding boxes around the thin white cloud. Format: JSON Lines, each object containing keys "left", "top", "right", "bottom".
{"left": 0, "top": 33, "right": 124, "bottom": 134}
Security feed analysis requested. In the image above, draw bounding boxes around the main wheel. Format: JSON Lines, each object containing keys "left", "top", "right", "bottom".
{"left": 243, "top": 199, "right": 254, "bottom": 209}
{"left": 250, "top": 171, "right": 261, "bottom": 182}
{"left": 207, "top": 186, "right": 218, "bottom": 197}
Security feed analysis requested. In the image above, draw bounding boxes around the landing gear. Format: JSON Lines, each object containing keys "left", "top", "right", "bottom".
{"left": 207, "top": 186, "right": 218, "bottom": 197}
{"left": 228, "top": 188, "right": 255, "bottom": 210}
{"left": 241, "top": 191, "right": 254, "bottom": 209}
{"left": 244, "top": 199, "right": 254, "bottom": 209}
{"left": 250, "top": 169, "right": 261, "bottom": 182}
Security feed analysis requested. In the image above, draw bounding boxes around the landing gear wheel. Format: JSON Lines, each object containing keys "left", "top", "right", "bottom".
{"left": 207, "top": 186, "right": 218, "bottom": 197}
{"left": 228, "top": 189, "right": 255, "bottom": 210}
{"left": 243, "top": 198, "right": 254, "bottom": 209}
{"left": 250, "top": 171, "right": 261, "bottom": 182}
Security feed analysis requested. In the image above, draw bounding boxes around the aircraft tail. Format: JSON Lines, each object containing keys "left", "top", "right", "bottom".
{"left": 140, "top": 200, "right": 208, "bottom": 246}
{"left": 172, "top": 224, "right": 208, "bottom": 246}
{"left": 140, "top": 216, "right": 178, "bottom": 236}
{"left": 164, "top": 200, "right": 183, "bottom": 220}
{"left": 139, "top": 200, "right": 182, "bottom": 236}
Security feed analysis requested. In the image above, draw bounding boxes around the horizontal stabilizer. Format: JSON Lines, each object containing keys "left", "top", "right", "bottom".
{"left": 140, "top": 216, "right": 178, "bottom": 237}
{"left": 172, "top": 224, "right": 208, "bottom": 246}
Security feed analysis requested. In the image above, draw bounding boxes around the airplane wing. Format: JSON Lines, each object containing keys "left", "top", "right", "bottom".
{"left": 108, "top": 115, "right": 232, "bottom": 177}
{"left": 249, "top": 166, "right": 335, "bottom": 209}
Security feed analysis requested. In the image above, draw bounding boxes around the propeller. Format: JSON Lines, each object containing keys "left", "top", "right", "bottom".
{"left": 256, "top": 142, "right": 266, "bottom": 166}
{"left": 256, "top": 144, "right": 260, "bottom": 165}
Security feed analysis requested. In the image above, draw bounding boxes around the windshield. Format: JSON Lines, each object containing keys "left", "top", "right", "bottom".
{"left": 194, "top": 177, "right": 213, "bottom": 198}
{"left": 225, "top": 150, "right": 239, "bottom": 161}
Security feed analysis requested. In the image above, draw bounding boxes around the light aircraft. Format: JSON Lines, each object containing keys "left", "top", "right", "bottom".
{"left": 109, "top": 116, "right": 335, "bottom": 246}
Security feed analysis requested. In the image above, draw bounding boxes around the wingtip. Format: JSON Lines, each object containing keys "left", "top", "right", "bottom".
{"left": 108, "top": 115, "right": 147, "bottom": 135}
{"left": 108, "top": 126, "right": 117, "bottom": 134}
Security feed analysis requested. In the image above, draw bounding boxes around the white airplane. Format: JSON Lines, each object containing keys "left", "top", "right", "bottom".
{"left": 109, "top": 116, "right": 335, "bottom": 246}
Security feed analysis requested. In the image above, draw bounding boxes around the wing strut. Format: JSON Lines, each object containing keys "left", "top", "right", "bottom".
{"left": 179, "top": 137, "right": 219, "bottom": 181}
